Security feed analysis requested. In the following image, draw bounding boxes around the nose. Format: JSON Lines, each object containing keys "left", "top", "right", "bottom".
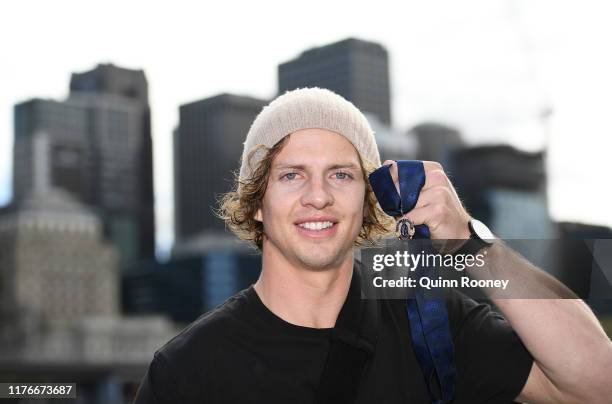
{"left": 300, "top": 175, "right": 334, "bottom": 209}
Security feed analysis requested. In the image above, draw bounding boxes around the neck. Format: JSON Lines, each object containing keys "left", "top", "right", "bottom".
{"left": 254, "top": 247, "right": 354, "bottom": 329}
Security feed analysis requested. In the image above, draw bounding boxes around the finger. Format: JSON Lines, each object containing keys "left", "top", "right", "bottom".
{"left": 422, "top": 168, "right": 449, "bottom": 190}
{"left": 381, "top": 160, "right": 400, "bottom": 194}
{"left": 422, "top": 160, "right": 443, "bottom": 174}
{"left": 382, "top": 160, "right": 451, "bottom": 196}
{"left": 398, "top": 204, "right": 441, "bottom": 232}
{"left": 413, "top": 185, "right": 452, "bottom": 209}
{"left": 421, "top": 161, "right": 461, "bottom": 197}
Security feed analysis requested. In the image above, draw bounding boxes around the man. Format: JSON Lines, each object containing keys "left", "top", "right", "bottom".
{"left": 134, "top": 88, "right": 612, "bottom": 403}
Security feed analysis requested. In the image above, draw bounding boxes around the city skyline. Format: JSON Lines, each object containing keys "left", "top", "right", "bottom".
{"left": 2, "top": 0, "right": 612, "bottom": 255}
{"left": 12, "top": 64, "right": 156, "bottom": 263}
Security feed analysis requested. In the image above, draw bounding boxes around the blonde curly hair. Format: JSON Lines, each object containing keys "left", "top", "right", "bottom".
{"left": 216, "top": 135, "right": 395, "bottom": 251}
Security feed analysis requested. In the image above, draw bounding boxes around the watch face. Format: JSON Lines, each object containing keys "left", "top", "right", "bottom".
{"left": 471, "top": 219, "right": 494, "bottom": 243}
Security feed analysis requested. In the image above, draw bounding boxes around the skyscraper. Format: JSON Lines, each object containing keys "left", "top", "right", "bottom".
{"left": 174, "top": 93, "right": 267, "bottom": 243}
{"left": 70, "top": 63, "right": 155, "bottom": 261}
{"left": 0, "top": 133, "right": 175, "bottom": 404}
{"left": 411, "top": 122, "right": 465, "bottom": 166}
{"left": 0, "top": 187, "right": 119, "bottom": 324}
{"left": 278, "top": 37, "right": 392, "bottom": 125}
{"left": 13, "top": 64, "right": 156, "bottom": 263}
{"left": 0, "top": 182, "right": 176, "bottom": 404}
{"left": 448, "top": 145, "right": 552, "bottom": 238}
{"left": 70, "top": 63, "right": 149, "bottom": 104}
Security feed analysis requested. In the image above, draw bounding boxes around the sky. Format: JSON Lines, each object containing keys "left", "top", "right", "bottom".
{"left": 1, "top": 0, "right": 611, "bottom": 254}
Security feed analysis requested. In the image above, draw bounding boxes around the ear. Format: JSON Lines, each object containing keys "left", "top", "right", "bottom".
{"left": 254, "top": 207, "right": 263, "bottom": 223}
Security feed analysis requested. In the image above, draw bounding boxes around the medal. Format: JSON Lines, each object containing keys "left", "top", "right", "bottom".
{"left": 396, "top": 218, "right": 415, "bottom": 240}
{"left": 396, "top": 190, "right": 415, "bottom": 240}
{"left": 369, "top": 160, "right": 430, "bottom": 240}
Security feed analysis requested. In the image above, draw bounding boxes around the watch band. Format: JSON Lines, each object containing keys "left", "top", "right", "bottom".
{"left": 453, "top": 235, "right": 488, "bottom": 256}
{"left": 453, "top": 220, "right": 493, "bottom": 256}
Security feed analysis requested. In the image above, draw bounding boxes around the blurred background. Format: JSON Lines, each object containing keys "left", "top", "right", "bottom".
{"left": 1, "top": 0, "right": 611, "bottom": 402}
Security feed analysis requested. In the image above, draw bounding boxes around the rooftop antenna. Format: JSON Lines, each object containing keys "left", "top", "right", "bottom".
{"left": 506, "top": 0, "right": 554, "bottom": 151}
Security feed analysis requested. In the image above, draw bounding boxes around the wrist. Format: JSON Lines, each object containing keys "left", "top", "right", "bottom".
{"left": 459, "top": 219, "right": 472, "bottom": 240}
{"left": 453, "top": 219, "right": 495, "bottom": 256}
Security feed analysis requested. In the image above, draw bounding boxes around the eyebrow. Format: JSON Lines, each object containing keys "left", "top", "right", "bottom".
{"left": 272, "top": 162, "right": 361, "bottom": 171}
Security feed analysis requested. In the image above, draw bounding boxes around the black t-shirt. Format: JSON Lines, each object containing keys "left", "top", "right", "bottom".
{"left": 134, "top": 262, "right": 533, "bottom": 404}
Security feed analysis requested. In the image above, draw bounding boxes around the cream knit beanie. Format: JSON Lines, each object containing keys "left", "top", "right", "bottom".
{"left": 238, "top": 87, "right": 381, "bottom": 187}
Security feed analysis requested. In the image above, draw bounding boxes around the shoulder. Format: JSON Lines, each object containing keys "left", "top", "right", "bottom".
{"left": 138, "top": 288, "right": 254, "bottom": 402}
{"left": 153, "top": 287, "right": 253, "bottom": 378}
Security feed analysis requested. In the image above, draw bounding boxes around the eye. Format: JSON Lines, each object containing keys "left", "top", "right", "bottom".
{"left": 281, "top": 172, "right": 298, "bottom": 181}
{"left": 334, "top": 171, "right": 353, "bottom": 180}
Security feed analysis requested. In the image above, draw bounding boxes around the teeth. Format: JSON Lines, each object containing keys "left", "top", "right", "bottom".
{"left": 298, "top": 221, "right": 334, "bottom": 231}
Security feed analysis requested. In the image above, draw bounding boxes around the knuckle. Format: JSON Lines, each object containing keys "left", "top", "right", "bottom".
{"left": 429, "top": 161, "right": 443, "bottom": 171}
{"left": 433, "top": 203, "right": 445, "bottom": 217}
{"left": 427, "top": 186, "right": 449, "bottom": 205}
{"left": 429, "top": 219, "right": 441, "bottom": 233}
{"left": 429, "top": 169, "right": 447, "bottom": 184}
{"left": 433, "top": 186, "right": 449, "bottom": 200}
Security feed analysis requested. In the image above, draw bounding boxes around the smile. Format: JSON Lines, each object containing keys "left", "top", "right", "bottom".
{"left": 298, "top": 221, "right": 334, "bottom": 230}
{"left": 295, "top": 221, "right": 339, "bottom": 238}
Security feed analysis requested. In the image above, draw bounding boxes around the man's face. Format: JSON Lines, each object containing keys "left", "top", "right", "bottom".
{"left": 255, "top": 128, "right": 366, "bottom": 271}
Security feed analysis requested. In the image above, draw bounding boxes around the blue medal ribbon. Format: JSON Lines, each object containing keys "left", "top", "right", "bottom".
{"left": 368, "top": 160, "right": 456, "bottom": 404}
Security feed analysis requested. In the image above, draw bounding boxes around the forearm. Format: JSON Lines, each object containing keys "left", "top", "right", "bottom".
{"left": 468, "top": 240, "right": 612, "bottom": 402}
